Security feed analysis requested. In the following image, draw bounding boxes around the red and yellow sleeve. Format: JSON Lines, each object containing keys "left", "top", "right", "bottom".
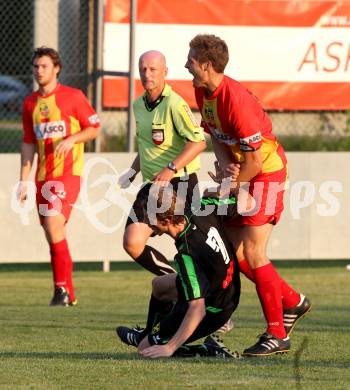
{"left": 74, "top": 90, "right": 100, "bottom": 129}
{"left": 229, "top": 96, "right": 262, "bottom": 152}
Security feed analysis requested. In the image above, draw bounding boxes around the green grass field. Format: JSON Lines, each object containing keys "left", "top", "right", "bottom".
{"left": 0, "top": 261, "right": 349, "bottom": 389}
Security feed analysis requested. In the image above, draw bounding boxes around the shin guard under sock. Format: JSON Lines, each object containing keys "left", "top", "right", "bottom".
{"left": 253, "top": 263, "right": 286, "bottom": 339}
{"left": 240, "top": 259, "right": 300, "bottom": 310}
{"left": 50, "top": 240, "right": 68, "bottom": 289}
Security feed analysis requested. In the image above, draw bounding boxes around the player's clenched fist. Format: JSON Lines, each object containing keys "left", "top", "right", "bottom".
{"left": 208, "top": 160, "right": 240, "bottom": 183}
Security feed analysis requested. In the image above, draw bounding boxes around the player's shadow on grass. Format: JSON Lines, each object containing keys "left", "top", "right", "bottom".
{"left": 0, "top": 351, "right": 136, "bottom": 360}
{"left": 0, "top": 351, "right": 332, "bottom": 367}
{"left": 0, "top": 351, "right": 248, "bottom": 365}
{"left": 0, "top": 351, "right": 242, "bottom": 364}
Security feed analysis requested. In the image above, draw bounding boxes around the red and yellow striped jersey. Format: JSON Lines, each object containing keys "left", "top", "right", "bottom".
{"left": 195, "top": 76, "right": 285, "bottom": 174}
{"left": 22, "top": 83, "right": 99, "bottom": 182}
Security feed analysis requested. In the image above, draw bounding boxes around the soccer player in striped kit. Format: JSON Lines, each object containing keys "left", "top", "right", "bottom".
{"left": 185, "top": 34, "right": 311, "bottom": 356}
{"left": 18, "top": 47, "right": 100, "bottom": 306}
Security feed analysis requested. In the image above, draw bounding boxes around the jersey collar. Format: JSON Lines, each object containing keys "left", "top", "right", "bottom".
{"left": 162, "top": 83, "right": 172, "bottom": 96}
{"left": 37, "top": 82, "right": 61, "bottom": 98}
{"left": 143, "top": 84, "right": 171, "bottom": 111}
{"left": 205, "top": 75, "right": 225, "bottom": 99}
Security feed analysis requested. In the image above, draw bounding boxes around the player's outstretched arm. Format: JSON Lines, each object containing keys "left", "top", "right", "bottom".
{"left": 139, "top": 298, "right": 206, "bottom": 358}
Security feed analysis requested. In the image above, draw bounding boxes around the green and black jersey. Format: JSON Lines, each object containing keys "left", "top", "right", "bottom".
{"left": 174, "top": 195, "right": 240, "bottom": 312}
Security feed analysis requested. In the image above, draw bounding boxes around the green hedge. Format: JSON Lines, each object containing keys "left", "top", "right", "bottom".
{"left": 2, "top": 130, "right": 350, "bottom": 153}
{"left": 0, "top": 129, "right": 22, "bottom": 153}
{"left": 101, "top": 133, "right": 129, "bottom": 152}
{"left": 279, "top": 135, "right": 350, "bottom": 151}
{"left": 100, "top": 133, "right": 350, "bottom": 152}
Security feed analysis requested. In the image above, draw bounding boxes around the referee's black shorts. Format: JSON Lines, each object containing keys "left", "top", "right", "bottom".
{"left": 125, "top": 173, "right": 200, "bottom": 228}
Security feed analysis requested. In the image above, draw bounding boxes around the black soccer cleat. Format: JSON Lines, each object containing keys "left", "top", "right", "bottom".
{"left": 283, "top": 294, "right": 312, "bottom": 336}
{"left": 203, "top": 333, "right": 241, "bottom": 359}
{"left": 243, "top": 332, "right": 291, "bottom": 357}
{"left": 116, "top": 326, "right": 144, "bottom": 347}
{"left": 49, "top": 287, "right": 70, "bottom": 307}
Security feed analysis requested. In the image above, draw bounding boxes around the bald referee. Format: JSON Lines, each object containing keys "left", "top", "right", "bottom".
{"left": 118, "top": 50, "right": 206, "bottom": 275}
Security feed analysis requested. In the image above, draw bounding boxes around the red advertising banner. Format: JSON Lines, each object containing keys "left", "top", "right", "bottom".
{"left": 103, "top": 0, "right": 350, "bottom": 110}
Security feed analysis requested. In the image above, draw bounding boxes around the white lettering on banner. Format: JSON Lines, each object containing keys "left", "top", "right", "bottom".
{"left": 206, "top": 227, "right": 230, "bottom": 264}
{"left": 34, "top": 121, "right": 66, "bottom": 140}
{"left": 104, "top": 24, "right": 350, "bottom": 82}
{"left": 298, "top": 42, "right": 350, "bottom": 73}
{"left": 320, "top": 16, "right": 350, "bottom": 27}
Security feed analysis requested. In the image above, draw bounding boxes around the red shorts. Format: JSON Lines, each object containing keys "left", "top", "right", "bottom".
{"left": 36, "top": 176, "right": 81, "bottom": 225}
{"left": 226, "top": 166, "right": 287, "bottom": 227}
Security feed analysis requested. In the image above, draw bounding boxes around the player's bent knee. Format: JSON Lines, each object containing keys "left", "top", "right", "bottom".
{"left": 152, "top": 274, "right": 178, "bottom": 301}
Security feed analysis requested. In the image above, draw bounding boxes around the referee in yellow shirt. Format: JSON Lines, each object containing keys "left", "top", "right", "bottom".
{"left": 118, "top": 50, "right": 206, "bottom": 275}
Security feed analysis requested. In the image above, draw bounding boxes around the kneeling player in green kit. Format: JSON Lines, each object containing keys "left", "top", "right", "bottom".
{"left": 116, "top": 185, "right": 241, "bottom": 358}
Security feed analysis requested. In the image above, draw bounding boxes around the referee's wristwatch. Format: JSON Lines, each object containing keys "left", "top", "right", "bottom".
{"left": 167, "top": 161, "right": 177, "bottom": 173}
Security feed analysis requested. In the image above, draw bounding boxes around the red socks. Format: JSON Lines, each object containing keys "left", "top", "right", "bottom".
{"left": 238, "top": 259, "right": 255, "bottom": 281}
{"left": 239, "top": 259, "right": 300, "bottom": 310}
{"left": 280, "top": 279, "right": 300, "bottom": 309}
{"left": 50, "top": 240, "right": 67, "bottom": 288}
{"left": 49, "top": 239, "right": 75, "bottom": 302}
{"left": 253, "top": 263, "right": 286, "bottom": 339}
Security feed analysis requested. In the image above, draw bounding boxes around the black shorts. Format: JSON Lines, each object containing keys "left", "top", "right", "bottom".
{"left": 147, "top": 300, "right": 234, "bottom": 346}
{"left": 125, "top": 173, "right": 200, "bottom": 227}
